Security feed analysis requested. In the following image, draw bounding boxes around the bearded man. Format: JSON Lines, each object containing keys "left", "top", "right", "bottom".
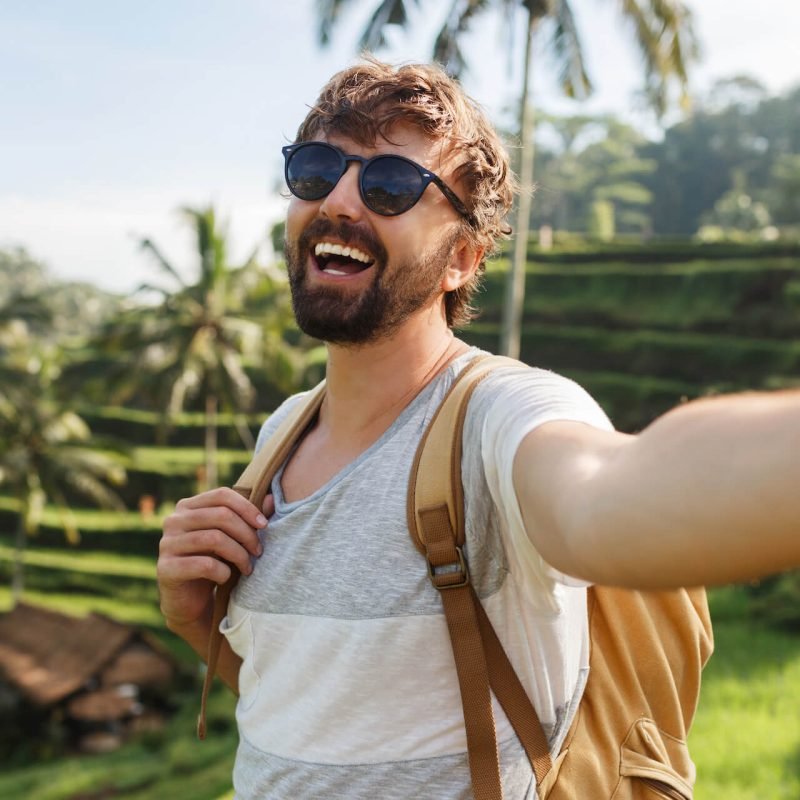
{"left": 157, "top": 60, "right": 800, "bottom": 799}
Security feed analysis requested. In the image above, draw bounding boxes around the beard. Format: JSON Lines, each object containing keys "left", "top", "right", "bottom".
{"left": 285, "top": 218, "right": 458, "bottom": 346}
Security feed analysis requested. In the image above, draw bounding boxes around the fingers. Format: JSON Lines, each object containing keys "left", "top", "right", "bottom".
{"left": 157, "top": 487, "right": 275, "bottom": 631}
{"left": 179, "top": 487, "right": 268, "bottom": 530}
{"left": 159, "top": 488, "right": 272, "bottom": 590}
{"left": 159, "top": 527, "right": 257, "bottom": 577}
{"left": 168, "top": 505, "right": 262, "bottom": 557}
{"left": 262, "top": 493, "right": 275, "bottom": 518}
{"left": 170, "top": 488, "right": 267, "bottom": 556}
{"left": 157, "top": 553, "right": 234, "bottom": 588}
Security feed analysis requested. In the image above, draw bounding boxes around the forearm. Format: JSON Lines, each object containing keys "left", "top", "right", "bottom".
{"left": 517, "top": 390, "right": 800, "bottom": 589}
{"left": 166, "top": 610, "right": 241, "bottom": 694}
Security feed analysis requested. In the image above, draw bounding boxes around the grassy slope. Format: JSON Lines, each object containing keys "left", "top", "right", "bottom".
{"left": 2, "top": 246, "right": 799, "bottom": 795}
{"left": 690, "top": 588, "right": 800, "bottom": 799}
{"left": 1, "top": 589, "right": 799, "bottom": 798}
{"left": 0, "top": 681, "right": 239, "bottom": 800}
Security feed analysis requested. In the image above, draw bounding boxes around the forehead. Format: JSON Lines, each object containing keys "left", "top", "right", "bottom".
{"left": 321, "top": 123, "right": 461, "bottom": 175}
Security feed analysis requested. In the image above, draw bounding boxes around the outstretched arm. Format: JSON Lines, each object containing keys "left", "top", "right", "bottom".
{"left": 513, "top": 389, "right": 800, "bottom": 589}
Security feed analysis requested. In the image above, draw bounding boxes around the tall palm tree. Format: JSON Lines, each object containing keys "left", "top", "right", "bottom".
{"left": 101, "top": 205, "right": 299, "bottom": 489}
{"left": 316, "top": 0, "right": 698, "bottom": 357}
{"left": 0, "top": 320, "right": 126, "bottom": 604}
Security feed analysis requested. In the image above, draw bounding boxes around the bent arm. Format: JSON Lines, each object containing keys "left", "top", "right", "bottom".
{"left": 157, "top": 487, "right": 270, "bottom": 693}
{"left": 513, "top": 389, "right": 800, "bottom": 589}
{"left": 165, "top": 608, "right": 242, "bottom": 694}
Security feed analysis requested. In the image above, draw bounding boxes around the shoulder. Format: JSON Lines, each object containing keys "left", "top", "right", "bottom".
{"left": 459, "top": 359, "right": 603, "bottom": 594}
{"left": 254, "top": 389, "right": 320, "bottom": 454}
{"left": 467, "top": 361, "right": 613, "bottom": 443}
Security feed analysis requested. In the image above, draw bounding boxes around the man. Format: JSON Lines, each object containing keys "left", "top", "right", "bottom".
{"left": 157, "top": 60, "right": 800, "bottom": 798}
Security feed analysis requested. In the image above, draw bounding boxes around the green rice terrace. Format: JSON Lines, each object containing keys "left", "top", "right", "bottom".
{"left": 2, "top": 240, "right": 800, "bottom": 798}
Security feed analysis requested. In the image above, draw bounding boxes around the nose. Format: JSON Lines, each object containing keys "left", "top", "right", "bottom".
{"left": 318, "top": 162, "right": 364, "bottom": 222}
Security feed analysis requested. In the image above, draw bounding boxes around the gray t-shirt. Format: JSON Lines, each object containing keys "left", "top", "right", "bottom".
{"left": 223, "top": 350, "right": 612, "bottom": 799}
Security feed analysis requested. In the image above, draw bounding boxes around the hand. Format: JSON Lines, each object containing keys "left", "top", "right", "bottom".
{"left": 157, "top": 488, "right": 274, "bottom": 631}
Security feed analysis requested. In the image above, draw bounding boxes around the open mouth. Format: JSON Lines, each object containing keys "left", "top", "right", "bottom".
{"left": 313, "top": 241, "right": 375, "bottom": 276}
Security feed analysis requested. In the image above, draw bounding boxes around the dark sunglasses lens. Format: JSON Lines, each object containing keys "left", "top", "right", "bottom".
{"left": 286, "top": 145, "right": 343, "bottom": 201}
{"left": 362, "top": 157, "right": 424, "bottom": 216}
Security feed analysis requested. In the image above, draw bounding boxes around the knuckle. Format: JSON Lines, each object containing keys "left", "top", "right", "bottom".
{"left": 198, "top": 528, "right": 223, "bottom": 549}
{"left": 217, "top": 506, "right": 239, "bottom": 529}
{"left": 202, "top": 557, "right": 229, "bottom": 583}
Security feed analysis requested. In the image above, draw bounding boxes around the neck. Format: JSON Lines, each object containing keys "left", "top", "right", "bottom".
{"left": 320, "top": 308, "right": 469, "bottom": 443}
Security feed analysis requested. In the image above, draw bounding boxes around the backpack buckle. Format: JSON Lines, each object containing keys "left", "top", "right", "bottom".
{"left": 427, "top": 546, "right": 470, "bottom": 590}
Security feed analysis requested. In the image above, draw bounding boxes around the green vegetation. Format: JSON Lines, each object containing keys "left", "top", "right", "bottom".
{"left": 318, "top": 0, "right": 698, "bottom": 356}
{"left": 0, "top": 295, "right": 128, "bottom": 601}
{"left": 1, "top": 587, "right": 798, "bottom": 798}
{"left": 97, "top": 205, "right": 302, "bottom": 489}
{"left": 2, "top": 229, "right": 800, "bottom": 794}
{"left": 0, "top": 682, "right": 238, "bottom": 800}
{"left": 690, "top": 589, "right": 800, "bottom": 799}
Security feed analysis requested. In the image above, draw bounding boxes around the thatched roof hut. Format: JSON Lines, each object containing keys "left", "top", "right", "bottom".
{"left": 0, "top": 603, "right": 176, "bottom": 706}
{"left": 0, "top": 603, "right": 178, "bottom": 750}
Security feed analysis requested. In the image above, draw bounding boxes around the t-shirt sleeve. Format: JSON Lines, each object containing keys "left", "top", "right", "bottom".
{"left": 479, "top": 366, "right": 613, "bottom": 594}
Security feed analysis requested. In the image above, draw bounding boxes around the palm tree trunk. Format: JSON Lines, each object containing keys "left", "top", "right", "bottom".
{"left": 12, "top": 513, "right": 25, "bottom": 605}
{"left": 500, "top": 11, "right": 538, "bottom": 359}
{"left": 205, "top": 394, "right": 218, "bottom": 490}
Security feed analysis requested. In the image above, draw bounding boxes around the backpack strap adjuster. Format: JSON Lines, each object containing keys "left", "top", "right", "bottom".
{"left": 427, "top": 545, "right": 470, "bottom": 590}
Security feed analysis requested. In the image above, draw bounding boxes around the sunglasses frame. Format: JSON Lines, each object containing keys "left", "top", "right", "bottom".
{"left": 282, "top": 141, "right": 473, "bottom": 224}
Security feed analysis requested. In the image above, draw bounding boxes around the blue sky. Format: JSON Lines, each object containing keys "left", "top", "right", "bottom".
{"left": 2, "top": 0, "right": 798, "bottom": 293}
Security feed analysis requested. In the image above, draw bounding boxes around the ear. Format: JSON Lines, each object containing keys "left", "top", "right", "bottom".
{"left": 441, "top": 237, "right": 484, "bottom": 292}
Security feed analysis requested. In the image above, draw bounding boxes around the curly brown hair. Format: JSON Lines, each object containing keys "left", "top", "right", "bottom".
{"left": 294, "top": 58, "right": 516, "bottom": 328}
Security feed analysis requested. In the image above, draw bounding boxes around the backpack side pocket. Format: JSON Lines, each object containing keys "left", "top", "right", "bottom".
{"left": 610, "top": 718, "right": 694, "bottom": 800}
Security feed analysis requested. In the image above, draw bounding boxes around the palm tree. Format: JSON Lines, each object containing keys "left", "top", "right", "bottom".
{"left": 101, "top": 205, "right": 300, "bottom": 489}
{"left": 316, "top": 0, "right": 698, "bottom": 357}
{"left": 0, "top": 319, "right": 126, "bottom": 604}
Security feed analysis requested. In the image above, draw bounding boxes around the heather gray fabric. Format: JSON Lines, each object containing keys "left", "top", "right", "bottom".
{"left": 224, "top": 350, "right": 609, "bottom": 799}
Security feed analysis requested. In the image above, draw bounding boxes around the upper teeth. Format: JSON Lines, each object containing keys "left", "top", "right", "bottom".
{"left": 314, "top": 242, "right": 372, "bottom": 264}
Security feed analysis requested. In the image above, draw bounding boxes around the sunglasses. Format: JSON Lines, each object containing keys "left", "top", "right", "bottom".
{"left": 282, "top": 141, "right": 473, "bottom": 223}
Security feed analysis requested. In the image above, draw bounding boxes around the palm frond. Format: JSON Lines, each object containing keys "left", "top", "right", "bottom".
{"left": 433, "top": 0, "right": 494, "bottom": 76}
{"left": 359, "top": 0, "right": 416, "bottom": 51}
{"left": 49, "top": 487, "right": 81, "bottom": 545}
{"left": 41, "top": 410, "right": 91, "bottom": 444}
{"left": 139, "top": 238, "right": 186, "bottom": 288}
{"left": 22, "top": 485, "right": 46, "bottom": 536}
{"left": 220, "top": 350, "right": 256, "bottom": 410}
{"left": 316, "top": 0, "right": 355, "bottom": 45}
{"left": 549, "top": 0, "right": 592, "bottom": 99}
{"left": 614, "top": 0, "right": 697, "bottom": 115}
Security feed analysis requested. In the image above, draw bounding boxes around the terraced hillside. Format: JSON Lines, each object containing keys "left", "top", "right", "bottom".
{"left": 2, "top": 241, "right": 799, "bottom": 623}
{"left": 1, "top": 241, "right": 799, "bottom": 797}
{"left": 465, "top": 242, "right": 800, "bottom": 431}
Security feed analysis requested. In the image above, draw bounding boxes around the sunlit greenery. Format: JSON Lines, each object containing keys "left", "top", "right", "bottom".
{"left": 0, "top": 301, "right": 127, "bottom": 601}
{"left": 1, "top": 71, "right": 799, "bottom": 792}
{"left": 96, "top": 205, "right": 302, "bottom": 488}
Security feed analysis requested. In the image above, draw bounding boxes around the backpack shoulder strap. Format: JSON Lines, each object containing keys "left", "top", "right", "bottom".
{"left": 407, "top": 354, "right": 553, "bottom": 799}
{"left": 407, "top": 354, "right": 519, "bottom": 553}
{"left": 197, "top": 381, "right": 327, "bottom": 739}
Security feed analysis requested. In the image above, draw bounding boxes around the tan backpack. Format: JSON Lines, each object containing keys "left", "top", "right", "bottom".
{"left": 199, "top": 354, "right": 714, "bottom": 800}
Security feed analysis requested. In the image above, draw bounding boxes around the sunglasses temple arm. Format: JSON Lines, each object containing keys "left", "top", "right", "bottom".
{"left": 433, "top": 177, "right": 474, "bottom": 225}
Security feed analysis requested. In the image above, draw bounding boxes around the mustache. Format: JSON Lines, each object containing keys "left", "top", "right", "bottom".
{"left": 297, "top": 218, "right": 388, "bottom": 266}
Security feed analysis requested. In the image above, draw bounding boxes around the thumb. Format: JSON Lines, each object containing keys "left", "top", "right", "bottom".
{"left": 261, "top": 493, "right": 275, "bottom": 518}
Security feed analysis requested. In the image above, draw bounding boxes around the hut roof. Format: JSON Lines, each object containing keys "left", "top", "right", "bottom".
{"left": 0, "top": 603, "right": 172, "bottom": 706}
